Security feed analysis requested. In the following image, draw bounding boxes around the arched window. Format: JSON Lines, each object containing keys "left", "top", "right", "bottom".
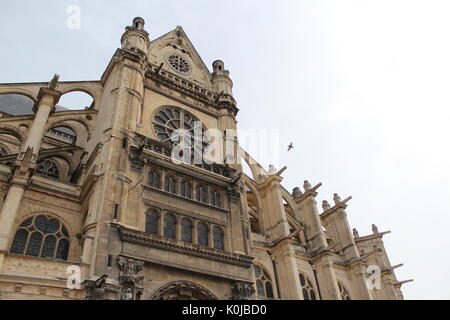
{"left": 36, "top": 159, "right": 60, "bottom": 179}
{"left": 145, "top": 209, "right": 159, "bottom": 235}
{"left": 338, "top": 282, "right": 351, "bottom": 300}
{"left": 180, "top": 180, "right": 192, "bottom": 198}
{"left": 148, "top": 169, "right": 161, "bottom": 189}
{"left": 163, "top": 213, "right": 176, "bottom": 239}
{"left": 213, "top": 227, "right": 224, "bottom": 250}
{"left": 254, "top": 264, "right": 274, "bottom": 298}
{"left": 196, "top": 185, "right": 207, "bottom": 203}
{"left": 210, "top": 190, "right": 221, "bottom": 207}
{"left": 10, "top": 215, "right": 70, "bottom": 260}
{"left": 181, "top": 218, "right": 193, "bottom": 243}
{"left": 299, "top": 273, "right": 317, "bottom": 300}
{"left": 197, "top": 222, "right": 209, "bottom": 246}
{"left": 164, "top": 175, "right": 177, "bottom": 194}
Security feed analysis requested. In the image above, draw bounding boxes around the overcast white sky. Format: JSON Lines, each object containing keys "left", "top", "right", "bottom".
{"left": 1, "top": 0, "right": 449, "bottom": 299}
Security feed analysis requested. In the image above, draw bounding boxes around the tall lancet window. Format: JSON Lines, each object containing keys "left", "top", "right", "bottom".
{"left": 181, "top": 218, "right": 193, "bottom": 243}
{"left": 197, "top": 222, "right": 209, "bottom": 247}
{"left": 254, "top": 264, "right": 274, "bottom": 299}
{"left": 145, "top": 209, "right": 159, "bottom": 235}
{"left": 164, "top": 213, "right": 176, "bottom": 239}
{"left": 213, "top": 227, "right": 224, "bottom": 250}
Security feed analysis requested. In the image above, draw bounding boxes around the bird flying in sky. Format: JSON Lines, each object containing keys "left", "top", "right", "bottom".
{"left": 288, "top": 142, "right": 294, "bottom": 152}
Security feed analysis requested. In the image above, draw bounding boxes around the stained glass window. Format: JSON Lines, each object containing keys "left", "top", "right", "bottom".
{"left": 181, "top": 219, "right": 193, "bottom": 243}
{"left": 254, "top": 264, "right": 274, "bottom": 298}
{"left": 197, "top": 222, "right": 209, "bottom": 246}
{"left": 180, "top": 181, "right": 192, "bottom": 198}
{"left": 145, "top": 210, "right": 159, "bottom": 235}
{"left": 10, "top": 215, "right": 70, "bottom": 260}
{"left": 148, "top": 170, "right": 161, "bottom": 189}
{"left": 164, "top": 176, "right": 177, "bottom": 194}
{"left": 152, "top": 107, "right": 209, "bottom": 162}
{"left": 36, "top": 159, "right": 60, "bottom": 179}
{"left": 299, "top": 273, "right": 318, "bottom": 300}
{"left": 164, "top": 213, "right": 176, "bottom": 239}
{"left": 213, "top": 227, "right": 224, "bottom": 250}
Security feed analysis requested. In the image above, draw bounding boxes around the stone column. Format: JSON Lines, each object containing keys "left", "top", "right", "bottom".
{"left": 272, "top": 240, "right": 303, "bottom": 299}
{"left": 313, "top": 253, "right": 341, "bottom": 300}
{"left": 20, "top": 86, "right": 60, "bottom": 157}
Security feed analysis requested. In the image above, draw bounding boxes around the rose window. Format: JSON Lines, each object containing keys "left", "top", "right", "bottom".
{"left": 166, "top": 54, "right": 190, "bottom": 73}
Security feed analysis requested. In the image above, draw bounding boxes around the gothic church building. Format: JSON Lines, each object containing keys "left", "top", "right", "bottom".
{"left": 0, "top": 18, "right": 410, "bottom": 300}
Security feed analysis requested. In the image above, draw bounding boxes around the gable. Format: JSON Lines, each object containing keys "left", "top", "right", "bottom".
{"left": 148, "top": 26, "right": 212, "bottom": 89}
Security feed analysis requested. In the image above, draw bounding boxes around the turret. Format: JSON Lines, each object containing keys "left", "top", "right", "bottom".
{"left": 121, "top": 17, "right": 150, "bottom": 55}
{"left": 212, "top": 60, "right": 233, "bottom": 96}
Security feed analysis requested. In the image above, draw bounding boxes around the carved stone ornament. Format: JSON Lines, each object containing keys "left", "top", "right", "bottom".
{"left": 128, "top": 145, "right": 145, "bottom": 172}
{"left": 232, "top": 281, "right": 255, "bottom": 300}
{"left": 117, "top": 257, "right": 145, "bottom": 300}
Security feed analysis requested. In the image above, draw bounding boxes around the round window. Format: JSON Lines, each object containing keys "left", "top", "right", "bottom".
{"left": 166, "top": 53, "right": 191, "bottom": 73}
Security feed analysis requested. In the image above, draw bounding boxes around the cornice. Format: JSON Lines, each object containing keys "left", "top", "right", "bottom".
{"left": 115, "top": 224, "right": 254, "bottom": 268}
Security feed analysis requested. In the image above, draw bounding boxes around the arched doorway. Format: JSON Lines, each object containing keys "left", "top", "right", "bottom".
{"left": 150, "top": 281, "right": 217, "bottom": 300}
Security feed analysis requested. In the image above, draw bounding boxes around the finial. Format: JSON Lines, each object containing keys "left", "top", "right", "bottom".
{"left": 372, "top": 224, "right": 379, "bottom": 234}
{"left": 333, "top": 193, "right": 341, "bottom": 205}
{"left": 303, "top": 180, "right": 311, "bottom": 191}
{"left": 212, "top": 60, "right": 230, "bottom": 77}
{"left": 292, "top": 187, "right": 302, "bottom": 198}
{"left": 49, "top": 74, "right": 59, "bottom": 90}
{"left": 353, "top": 228, "right": 359, "bottom": 238}
{"left": 268, "top": 164, "right": 276, "bottom": 175}
{"left": 322, "top": 200, "right": 331, "bottom": 211}
{"left": 132, "top": 17, "right": 145, "bottom": 30}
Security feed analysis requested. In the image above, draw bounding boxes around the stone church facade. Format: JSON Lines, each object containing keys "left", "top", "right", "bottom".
{"left": 0, "top": 18, "right": 410, "bottom": 300}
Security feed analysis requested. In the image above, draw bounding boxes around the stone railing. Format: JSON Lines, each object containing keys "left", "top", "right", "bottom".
{"left": 136, "top": 134, "right": 232, "bottom": 178}
{"left": 146, "top": 63, "right": 218, "bottom": 103}
{"left": 45, "top": 129, "right": 75, "bottom": 144}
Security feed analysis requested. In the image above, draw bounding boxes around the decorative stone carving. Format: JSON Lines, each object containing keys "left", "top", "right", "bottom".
{"left": 232, "top": 281, "right": 255, "bottom": 300}
{"left": 84, "top": 274, "right": 121, "bottom": 300}
{"left": 117, "top": 256, "right": 145, "bottom": 300}
{"left": 372, "top": 224, "right": 379, "bottom": 234}
{"left": 353, "top": 228, "right": 360, "bottom": 238}
{"left": 292, "top": 187, "right": 302, "bottom": 198}
{"left": 228, "top": 173, "right": 243, "bottom": 204}
{"left": 151, "top": 281, "right": 217, "bottom": 300}
{"left": 333, "top": 193, "right": 342, "bottom": 205}
{"left": 322, "top": 200, "right": 331, "bottom": 211}
{"left": 303, "top": 180, "right": 312, "bottom": 191}
{"left": 128, "top": 144, "right": 145, "bottom": 172}
{"left": 268, "top": 164, "right": 277, "bottom": 175}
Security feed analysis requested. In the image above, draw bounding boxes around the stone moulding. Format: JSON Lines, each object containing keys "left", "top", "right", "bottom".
{"left": 116, "top": 225, "right": 254, "bottom": 268}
